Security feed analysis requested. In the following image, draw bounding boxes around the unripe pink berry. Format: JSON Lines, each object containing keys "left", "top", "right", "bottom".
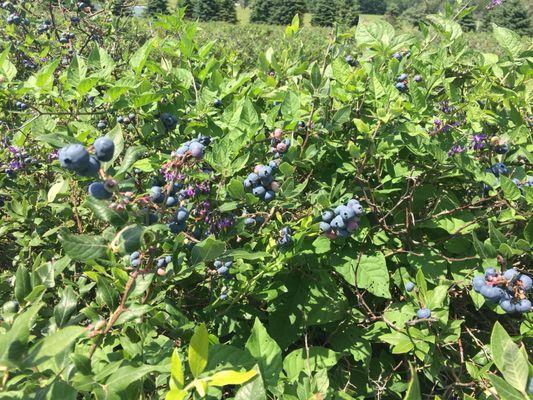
{"left": 273, "top": 128, "right": 283, "bottom": 139}
{"left": 326, "top": 231, "right": 337, "bottom": 240}
{"left": 276, "top": 143, "right": 287, "bottom": 153}
{"left": 346, "top": 220, "right": 359, "bottom": 232}
{"left": 157, "top": 268, "right": 166, "bottom": 276}
{"left": 254, "top": 165, "right": 263, "bottom": 174}
{"left": 271, "top": 181, "right": 281, "bottom": 192}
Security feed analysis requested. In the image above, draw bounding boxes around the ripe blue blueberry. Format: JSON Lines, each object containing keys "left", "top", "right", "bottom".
{"left": 259, "top": 166, "right": 272, "bottom": 178}
{"left": 397, "top": 73, "right": 408, "bottom": 82}
{"left": 518, "top": 274, "right": 532, "bottom": 291}
{"left": 494, "top": 143, "right": 509, "bottom": 154}
{"left": 245, "top": 217, "right": 255, "bottom": 225}
{"left": 485, "top": 268, "right": 497, "bottom": 278}
{"left": 499, "top": 299, "right": 516, "bottom": 313}
{"left": 88, "top": 182, "right": 112, "bottom": 200}
{"left": 472, "top": 275, "right": 486, "bottom": 292}
{"left": 157, "top": 258, "right": 166, "bottom": 268}
{"left": 78, "top": 156, "right": 101, "bottom": 177}
{"left": 247, "top": 173, "right": 260, "bottom": 183}
{"left": 165, "top": 255, "right": 172, "bottom": 264}
{"left": 395, "top": 82, "right": 408, "bottom": 92}
{"left": 330, "top": 215, "right": 346, "bottom": 229}
{"left": 166, "top": 196, "right": 177, "bottom": 207}
{"left": 130, "top": 251, "right": 140, "bottom": 260}
{"left": 264, "top": 190, "right": 275, "bottom": 202}
{"left": 490, "top": 162, "right": 509, "bottom": 177}
{"left": 319, "top": 221, "right": 331, "bottom": 233}
{"left": 59, "top": 144, "right": 90, "bottom": 172}
{"left": 176, "top": 207, "right": 189, "bottom": 222}
{"left": 337, "top": 229, "right": 350, "bottom": 238}
{"left": 515, "top": 299, "right": 531, "bottom": 313}
{"left": 413, "top": 75, "right": 422, "bottom": 82}
{"left": 338, "top": 205, "right": 355, "bottom": 221}
{"left": 416, "top": 308, "right": 431, "bottom": 319}
{"left": 150, "top": 186, "right": 164, "bottom": 203}
{"left": 189, "top": 141, "right": 205, "bottom": 159}
{"left": 480, "top": 285, "right": 505, "bottom": 302}
{"left": 503, "top": 268, "right": 518, "bottom": 281}
{"left": 169, "top": 221, "right": 185, "bottom": 234}
{"left": 322, "top": 210, "right": 334, "bottom": 222}
{"left": 160, "top": 113, "right": 177, "bottom": 131}
{"left": 392, "top": 52, "right": 402, "bottom": 61}
{"left": 253, "top": 186, "right": 266, "bottom": 198}
{"left": 243, "top": 179, "right": 253, "bottom": 189}
{"left": 405, "top": 281, "right": 415, "bottom": 292}
{"left": 93, "top": 137, "right": 115, "bottom": 162}
{"left": 131, "top": 259, "right": 141, "bottom": 267}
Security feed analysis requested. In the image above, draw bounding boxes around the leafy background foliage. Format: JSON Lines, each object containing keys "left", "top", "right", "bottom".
{"left": 0, "top": 1, "right": 532, "bottom": 399}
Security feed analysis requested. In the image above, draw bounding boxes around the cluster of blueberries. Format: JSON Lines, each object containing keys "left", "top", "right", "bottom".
{"left": 168, "top": 207, "right": 189, "bottom": 234}
{"left": 173, "top": 135, "right": 211, "bottom": 160}
{"left": 244, "top": 163, "right": 280, "bottom": 203}
{"left": 319, "top": 199, "right": 364, "bottom": 239}
{"left": 472, "top": 268, "right": 531, "bottom": 314}
{"left": 130, "top": 251, "right": 142, "bottom": 267}
{"left": 277, "top": 227, "right": 293, "bottom": 247}
{"left": 117, "top": 113, "right": 136, "bottom": 125}
{"left": 14, "top": 101, "right": 28, "bottom": 111}
{"left": 58, "top": 137, "right": 116, "bottom": 200}
{"left": 404, "top": 281, "right": 432, "bottom": 319}
{"left": 392, "top": 49, "right": 411, "bottom": 62}
{"left": 395, "top": 73, "right": 422, "bottom": 93}
{"left": 270, "top": 128, "right": 291, "bottom": 158}
{"left": 214, "top": 259, "right": 233, "bottom": 277}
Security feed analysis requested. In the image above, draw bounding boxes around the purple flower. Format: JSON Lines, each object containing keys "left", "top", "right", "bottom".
{"left": 448, "top": 145, "right": 464, "bottom": 157}
{"left": 48, "top": 149, "right": 59, "bottom": 162}
{"left": 439, "top": 101, "right": 453, "bottom": 114}
{"left": 471, "top": 134, "right": 486, "bottom": 150}
{"left": 487, "top": 0, "right": 503, "bottom": 9}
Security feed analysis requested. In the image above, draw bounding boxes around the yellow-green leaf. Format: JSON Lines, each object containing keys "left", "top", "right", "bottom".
{"left": 188, "top": 324, "right": 209, "bottom": 378}
{"left": 208, "top": 369, "right": 257, "bottom": 387}
{"left": 171, "top": 349, "right": 185, "bottom": 389}
{"left": 165, "top": 389, "right": 187, "bottom": 400}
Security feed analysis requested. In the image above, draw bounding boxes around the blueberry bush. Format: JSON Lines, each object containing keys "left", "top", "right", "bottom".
{"left": 0, "top": 1, "right": 532, "bottom": 399}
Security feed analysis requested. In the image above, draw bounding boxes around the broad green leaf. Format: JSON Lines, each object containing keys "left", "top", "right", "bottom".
{"left": 191, "top": 236, "right": 225, "bottom": 265}
{"left": 188, "top": 324, "right": 209, "bottom": 378}
{"left": 502, "top": 341, "right": 528, "bottom": 391}
{"left": 235, "top": 366, "right": 266, "bottom": 400}
{"left": 24, "top": 326, "right": 85, "bottom": 366}
{"left": 208, "top": 369, "right": 257, "bottom": 386}
{"left": 59, "top": 230, "right": 108, "bottom": 261}
{"left": 53, "top": 286, "right": 77, "bottom": 327}
{"left": 245, "top": 318, "right": 282, "bottom": 387}
{"left": 356, "top": 252, "right": 391, "bottom": 298}
{"left": 500, "top": 176, "right": 521, "bottom": 201}
{"left": 165, "top": 390, "right": 187, "bottom": 400}
{"left": 171, "top": 349, "right": 184, "bottom": 389}
{"left": 404, "top": 364, "right": 422, "bottom": 400}
{"left": 105, "top": 365, "right": 161, "bottom": 393}
{"left": 488, "top": 374, "right": 526, "bottom": 400}
{"left": 492, "top": 24, "right": 524, "bottom": 58}
{"left": 283, "top": 347, "right": 340, "bottom": 382}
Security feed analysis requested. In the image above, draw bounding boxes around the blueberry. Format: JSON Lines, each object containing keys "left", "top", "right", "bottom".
{"left": 348, "top": 199, "right": 361, "bottom": 209}
{"left": 480, "top": 285, "right": 505, "bottom": 302}
{"left": 88, "top": 182, "right": 112, "bottom": 200}
{"left": 168, "top": 221, "right": 185, "bottom": 234}
{"left": 166, "top": 196, "right": 177, "bottom": 207}
{"left": 175, "top": 207, "right": 189, "bottom": 222}
{"left": 71, "top": 16, "right": 80, "bottom": 24}
{"left": 175, "top": 146, "right": 189, "bottom": 156}
{"left": 247, "top": 173, "right": 260, "bottom": 183}
{"left": 255, "top": 216, "right": 265, "bottom": 225}
{"left": 2, "top": 300, "right": 19, "bottom": 314}
{"left": 518, "top": 274, "right": 532, "bottom": 291}
{"left": 150, "top": 186, "right": 164, "bottom": 203}
{"left": 261, "top": 175, "right": 273, "bottom": 186}
{"left": 243, "top": 179, "right": 253, "bottom": 190}
{"left": 392, "top": 52, "right": 402, "bottom": 61}
{"left": 214, "top": 99, "right": 222, "bottom": 108}
{"left": 165, "top": 255, "right": 172, "bottom": 264}
{"left": 189, "top": 141, "right": 205, "bottom": 159}
{"left": 416, "top": 308, "right": 431, "bottom": 319}
{"left": 59, "top": 144, "right": 90, "bottom": 171}
{"left": 337, "top": 205, "right": 355, "bottom": 221}
{"left": 217, "top": 266, "right": 229, "bottom": 275}
{"left": 413, "top": 75, "right": 422, "bottom": 82}
{"left": 214, "top": 260, "right": 223, "bottom": 268}
{"left": 220, "top": 293, "right": 228, "bottom": 300}
{"left": 472, "top": 275, "right": 486, "bottom": 292}
{"left": 322, "top": 210, "right": 334, "bottom": 222}
{"left": 352, "top": 203, "right": 364, "bottom": 216}
{"left": 281, "top": 227, "right": 292, "bottom": 236}
{"left": 160, "top": 112, "right": 177, "bottom": 130}
{"left": 395, "top": 82, "right": 407, "bottom": 92}
{"left": 515, "top": 299, "right": 531, "bottom": 313}
{"left": 93, "top": 137, "right": 115, "bottom": 162}
{"left": 405, "top": 281, "right": 415, "bottom": 292}
{"left": 319, "top": 221, "right": 331, "bottom": 233}
{"left": 330, "top": 215, "right": 346, "bottom": 229}
{"left": 494, "top": 143, "right": 509, "bottom": 154}
{"left": 245, "top": 217, "right": 255, "bottom": 225}
{"left": 258, "top": 166, "right": 272, "bottom": 178}
{"left": 157, "top": 258, "right": 166, "bottom": 268}
{"left": 97, "top": 121, "right": 106, "bottom": 130}
{"left": 264, "top": 190, "right": 275, "bottom": 202}
{"left": 337, "top": 229, "right": 350, "bottom": 238}
{"left": 503, "top": 268, "right": 518, "bottom": 281}
{"left": 252, "top": 186, "right": 266, "bottom": 198}
{"left": 490, "top": 162, "right": 509, "bottom": 177}
{"left": 485, "top": 268, "right": 497, "bottom": 278}
{"left": 397, "top": 73, "right": 408, "bottom": 82}
{"left": 131, "top": 259, "right": 141, "bottom": 267}
{"left": 268, "top": 160, "right": 278, "bottom": 169}
{"left": 130, "top": 251, "right": 140, "bottom": 260}
{"left": 78, "top": 156, "right": 101, "bottom": 177}
{"left": 499, "top": 299, "right": 516, "bottom": 313}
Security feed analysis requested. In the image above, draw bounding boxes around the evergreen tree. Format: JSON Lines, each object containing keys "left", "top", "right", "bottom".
{"left": 194, "top": 0, "right": 220, "bottom": 21}
{"left": 147, "top": 0, "right": 168, "bottom": 15}
{"left": 178, "top": 0, "right": 195, "bottom": 19}
{"left": 358, "top": 0, "right": 386, "bottom": 14}
{"left": 219, "top": 0, "right": 238, "bottom": 23}
{"left": 250, "top": 0, "right": 275, "bottom": 24}
{"left": 483, "top": 0, "right": 532, "bottom": 36}
{"left": 311, "top": 0, "right": 338, "bottom": 26}
{"left": 271, "top": 0, "right": 306, "bottom": 25}
{"left": 337, "top": 0, "right": 360, "bottom": 27}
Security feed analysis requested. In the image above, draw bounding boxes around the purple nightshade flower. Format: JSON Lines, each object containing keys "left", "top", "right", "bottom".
{"left": 448, "top": 145, "right": 465, "bottom": 157}
{"left": 487, "top": 0, "right": 503, "bottom": 10}
{"left": 472, "top": 134, "right": 486, "bottom": 150}
{"left": 48, "top": 149, "right": 59, "bottom": 162}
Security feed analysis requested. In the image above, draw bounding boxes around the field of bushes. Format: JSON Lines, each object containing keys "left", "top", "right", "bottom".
{"left": 0, "top": 1, "right": 532, "bottom": 400}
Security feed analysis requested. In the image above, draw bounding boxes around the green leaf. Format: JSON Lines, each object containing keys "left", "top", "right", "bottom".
{"left": 491, "top": 321, "right": 514, "bottom": 371}
{"left": 502, "top": 341, "right": 528, "bottom": 391}
{"left": 235, "top": 366, "right": 266, "bottom": 400}
{"left": 356, "top": 252, "right": 391, "bottom": 298}
{"left": 283, "top": 347, "right": 340, "bottom": 382}
{"left": 208, "top": 369, "right": 257, "bottom": 386}
{"left": 500, "top": 176, "right": 521, "bottom": 201}
{"left": 171, "top": 349, "right": 184, "bottom": 389}
{"left": 312, "top": 235, "right": 331, "bottom": 254}
{"left": 488, "top": 374, "right": 526, "bottom": 400}
{"left": 226, "top": 249, "right": 271, "bottom": 260}
{"left": 111, "top": 225, "right": 146, "bottom": 255}
{"left": 130, "top": 39, "right": 155, "bottom": 74}
{"left": 47, "top": 179, "right": 68, "bottom": 203}
{"left": 492, "top": 24, "right": 524, "bottom": 58}
{"left": 0, "top": 301, "right": 43, "bottom": 367}
{"left": 84, "top": 197, "right": 127, "bottom": 226}
{"left": 53, "top": 286, "right": 77, "bottom": 327}
{"left": 105, "top": 365, "right": 161, "bottom": 393}
{"left": 404, "top": 364, "right": 422, "bottom": 400}
{"left": 245, "top": 318, "right": 282, "bottom": 387}
{"left": 15, "top": 265, "right": 32, "bottom": 304}
{"left": 191, "top": 236, "right": 225, "bottom": 265}
{"left": 59, "top": 230, "right": 108, "bottom": 261}
{"left": 188, "top": 324, "right": 209, "bottom": 378}
{"left": 165, "top": 390, "right": 187, "bottom": 400}
{"left": 24, "top": 326, "right": 85, "bottom": 366}
{"left": 115, "top": 146, "right": 147, "bottom": 177}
